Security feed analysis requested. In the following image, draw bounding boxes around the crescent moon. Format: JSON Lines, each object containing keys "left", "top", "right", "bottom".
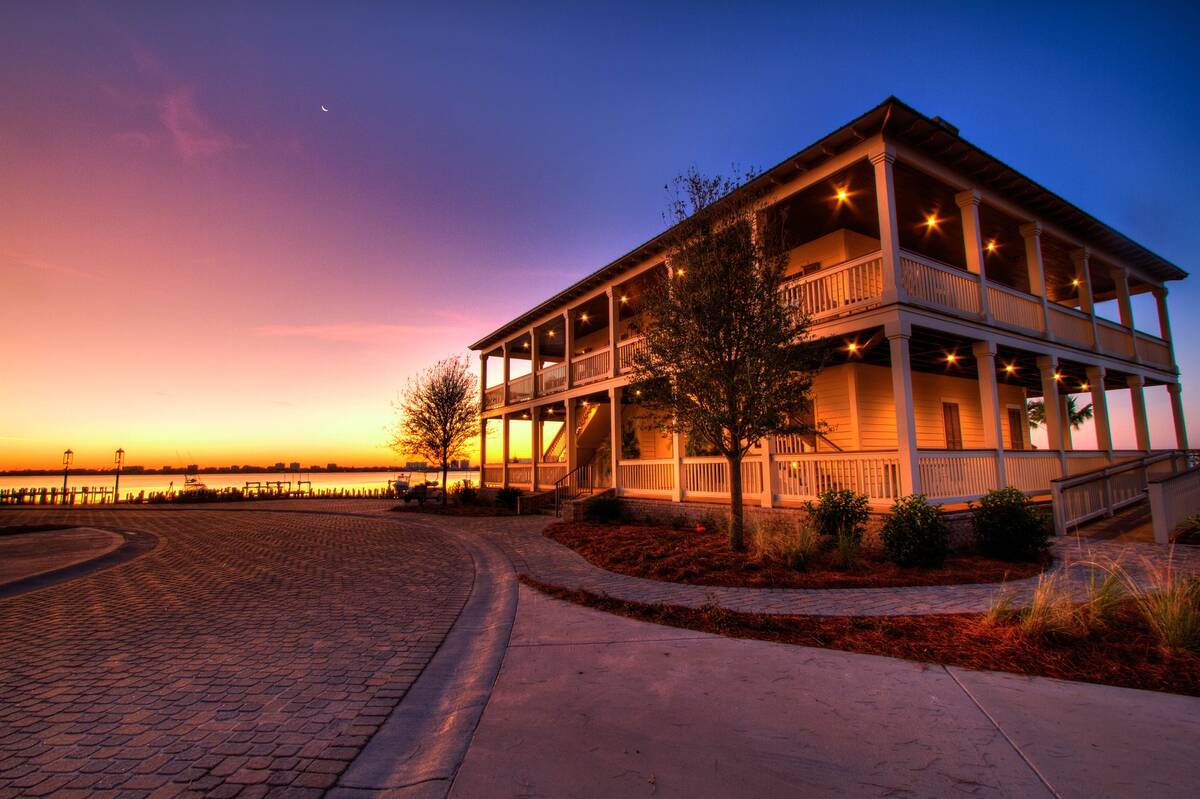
{"left": 321, "top": 105, "right": 329, "bottom": 112}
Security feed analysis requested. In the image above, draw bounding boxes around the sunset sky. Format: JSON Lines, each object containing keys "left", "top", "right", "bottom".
{"left": 3, "top": 2, "right": 1199, "bottom": 470}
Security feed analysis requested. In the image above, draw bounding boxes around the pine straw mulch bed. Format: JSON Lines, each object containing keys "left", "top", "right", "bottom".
{"left": 521, "top": 577, "right": 1200, "bottom": 697}
{"left": 390, "top": 504, "right": 516, "bottom": 517}
{"left": 544, "top": 521, "right": 1046, "bottom": 589}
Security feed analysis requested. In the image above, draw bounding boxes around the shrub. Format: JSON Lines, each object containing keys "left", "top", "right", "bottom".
{"left": 880, "top": 494, "right": 949, "bottom": 568}
{"left": 751, "top": 516, "right": 821, "bottom": 571}
{"left": 494, "top": 487, "right": 520, "bottom": 510}
{"left": 451, "top": 481, "right": 478, "bottom": 505}
{"left": 698, "top": 514, "right": 720, "bottom": 535}
{"left": 669, "top": 515, "right": 688, "bottom": 531}
{"left": 1114, "top": 556, "right": 1200, "bottom": 653}
{"left": 971, "top": 487, "right": 1049, "bottom": 562}
{"left": 583, "top": 494, "right": 623, "bottom": 524}
{"left": 808, "top": 489, "right": 870, "bottom": 568}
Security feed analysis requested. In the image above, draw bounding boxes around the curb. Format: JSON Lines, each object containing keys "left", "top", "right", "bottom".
{"left": 329, "top": 522, "right": 518, "bottom": 799}
{"left": 0, "top": 527, "right": 159, "bottom": 600}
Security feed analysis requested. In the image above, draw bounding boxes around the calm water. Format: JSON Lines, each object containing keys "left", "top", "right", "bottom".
{"left": 0, "top": 470, "right": 478, "bottom": 496}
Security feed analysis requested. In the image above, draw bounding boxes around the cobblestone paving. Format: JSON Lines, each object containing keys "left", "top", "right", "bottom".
{"left": 452, "top": 515, "right": 1200, "bottom": 616}
{"left": 0, "top": 508, "right": 472, "bottom": 799}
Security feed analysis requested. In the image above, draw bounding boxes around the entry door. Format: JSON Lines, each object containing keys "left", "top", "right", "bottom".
{"left": 942, "top": 402, "right": 963, "bottom": 450}
{"left": 1008, "top": 408, "right": 1025, "bottom": 450}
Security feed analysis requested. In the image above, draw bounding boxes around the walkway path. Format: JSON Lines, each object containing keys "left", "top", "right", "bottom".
{"left": 0, "top": 526, "right": 122, "bottom": 586}
{"left": 0, "top": 507, "right": 474, "bottom": 798}
{"left": 451, "top": 584, "right": 1200, "bottom": 799}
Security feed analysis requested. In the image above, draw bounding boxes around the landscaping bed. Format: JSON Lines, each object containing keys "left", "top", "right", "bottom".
{"left": 522, "top": 577, "right": 1200, "bottom": 697}
{"left": 544, "top": 521, "right": 1046, "bottom": 589}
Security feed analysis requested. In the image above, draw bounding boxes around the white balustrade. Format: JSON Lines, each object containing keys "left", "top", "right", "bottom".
{"left": 536, "top": 362, "right": 567, "bottom": 396}
{"left": 679, "top": 457, "right": 762, "bottom": 497}
{"left": 1149, "top": 465, "right": 1200, "bottom": 543}
{"left": 900, "top": 252, "right": 982, "bottom": 315}
{"left": 987, "top": 284, "right": 1044, "bottom": 331}
{"left": 507, "top": 465, "right": 532, "bottom": 485}
{"left": 508, "top": 373, "right": 533, "bottom": 403}
{"left": 1097, "top": 320, "right": 1134, "bottom": 358}
{"left": 483, "top": 385, "right": 504, "bottom": 410}
{"left": 772, "top": 453, "right": 901, "bottom": 502}
{"left": 917, "top": 452, "right": 998, "bottom": 501}
{"left": 1005, "top": 452, "right": 1062, "bottom": 494}
{"left": 571, "top": 348, "right": 611, "bottom": 385}
{"left": 1048, "top": 305, "right": 1093, "bottom": 346}
{"left": 779, "top": 253, "right": 884, "bottom": 321}
{"left": 482, "top": 465, "right": 503, "bottom": 487}
{"left": 1135, "top": 333, "right": 1172, "bottom": 367}
{"left": 617, "top": 460, "right": 675, "bottom": 495}
{"left": 538, "top": 463, "right": 567, "bottom": 485}
{"left": 617, "top": 337, "right": 648, "bottom": 372}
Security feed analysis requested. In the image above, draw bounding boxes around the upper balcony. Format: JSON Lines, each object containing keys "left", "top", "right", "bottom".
{"left": 478, "top": 145, "right": 1179, "bottom": 413}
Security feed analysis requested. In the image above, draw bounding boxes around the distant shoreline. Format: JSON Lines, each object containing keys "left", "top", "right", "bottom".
{"left": 0, "top": 466, "right": 481, "bottom": 478}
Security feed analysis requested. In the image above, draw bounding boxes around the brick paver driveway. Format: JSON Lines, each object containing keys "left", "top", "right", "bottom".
{"left": 0, "top": 508, "right": 473, "bottom": 799}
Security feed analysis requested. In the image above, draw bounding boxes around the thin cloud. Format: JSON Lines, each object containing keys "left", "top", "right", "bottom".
{"left": 158, "top": 85, "right": 234, "bottom": 160}
{"left": 1, "top": 251, "right": 94, "bottom": 278}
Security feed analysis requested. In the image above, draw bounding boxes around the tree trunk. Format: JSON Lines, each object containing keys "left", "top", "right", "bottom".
{"left": 441, "top": 463, "right": 449, "bottom": 506}
{"left": 727, "top": 453, "right": 745, "bottom": 551}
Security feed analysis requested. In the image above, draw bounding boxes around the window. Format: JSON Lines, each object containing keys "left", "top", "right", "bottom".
{"left": 942, "top": 402, "right": 963, "bottom": 450}
{"left": 1008, "top": 408, "right": 1025, "bottom": 450}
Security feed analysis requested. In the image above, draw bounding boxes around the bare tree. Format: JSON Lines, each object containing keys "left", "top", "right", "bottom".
{"left": 628, "top": 168, "right": 826, "bottom": 550}
{"left": 391, "top": 356, "right": 479, "bottom": 506}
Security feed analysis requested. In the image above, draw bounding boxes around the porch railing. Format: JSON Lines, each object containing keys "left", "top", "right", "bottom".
{"left": 779, "top": 251, "right": 884, "bottom": 321}
{"left": 1005, "top": 451, "right": 1062, "bottom": 493}
{"left": 508, "top": 373, "right": 533, "bottom": 403}
{"left": 506, "top": 465, "right": 532, "bottom": 485}
{"left": 617, "top": 336, "right": 648, "bottom": 372}
{"left": 1096, "top": 319, "right": 1135, "bottom": 358}
{"left": 1148, "top": 464, "right": 1200, "bottom": 543}
{"left": 1135, "top": 332, "right": 1172, "bottom": 368}
{"left": 680, "top": 457, "right": 763, "bottom": 498}
{"left": 900, "top": 252, "right": 981, "bottom": 315}
{"left": 536, "top": 362, "right": 567, "bottom": 396}
{"left": 918, "top": 451, "right": 998, "bottom": 502}
{"left": 1048, "top": 305, "right": 1093, "bottom": 347}
{"left": 772, "top": 453, "right": 901, "bottom": 503}
{"left": 482, "top": 464, "right": 503, "bottom": 487}
{"left": 538, "top": 462, "right": 567, "bottom": 485}
{"left": 483, "top": 384, "right": 504, "bottom": 410}
{"left": 987, "top": 283, "right": 1044, "bottom": 331}
{"left": 617, "top": 459, "right": 675, "bottom": 496}
{"left": 1050, "top": 451, "right": 1188, "bottom": 535}
{"left": 571, "top": 348, "right": 611, "bottom": 386}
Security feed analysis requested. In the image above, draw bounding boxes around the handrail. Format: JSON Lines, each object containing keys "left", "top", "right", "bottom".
{"left": 1052, "top": 451, "right": 1173, "bottom": 489}
{"left": 779, "top": 249, "right": 884, "bottom": 290}
{"left": 553, "top": 460, "right": 597, "bottom": 517}
{"left": 1050, "top": 450, "right": 1187, "bottom": 534}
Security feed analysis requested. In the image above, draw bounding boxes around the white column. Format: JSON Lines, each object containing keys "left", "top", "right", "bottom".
{"left": 565, "top": 399, "right": 578, "bottom": 476}
{"left": 479, "top": 351, "right": 488, "bottom": 406}
{"left": 886, "top": 324, "right": 921, "bottom": 496}
{"left": 1072, "top": 248, "right": 1100, "bottom": 347}
{"left": 870, "top": 147, "right": 904, "bottom": 305}
{"left": 1037, "top": 355, "right": 1066, "bottom": 469}
{"left": 1058, "top": 393, "right": 1074, "bottom": 451}
{"left": 759, "top": 434, "right": 775, "bottom": 508}
{"left": 1086, "top": 366, "right": 1112, "bottom": 453}
{"left": 501, "top": 414, "right": 510, "bottom": 488}
{"left": 956, "top": 189, "right": 991, "bottom": 322}
{"left": 671, "top": 431, "right": 684, "bottom": 502}
{"left": 607, "top": 288, "right": 620, "bottom": 377}
{"left": 1168, "top": 383, "right": 1189, "bottom": 450}
{"left": 563, "top": 311, "right": 574, "bottom": 389}
{"left": 479, "top": 418, "right": 488, "bottom": 478}
{"left": 1020, "top": 222, "right": 1054, "bottom": 338}
{"left": 608, "top": 386, "right": 622, "bottom": 493}
{"left": 531, "top": 407, "right": 541, "bottom": 490}
{"left": 1128, "top": 375, "right": 1151, "bottom": 452}
{"left": 529, "top": 327, "right": 540, "bottom": 396}
{"left": 1111, "top": 267, "right": 1134, "bottom": 330}
{"left": 501, "top": 342, "right": 511, "bottom": 405}
{"left": 972, "top": 340, "right": 1006, "bottom": 488}
{"left": 1153, "top": 286, "right": 1173, "bottom": 342}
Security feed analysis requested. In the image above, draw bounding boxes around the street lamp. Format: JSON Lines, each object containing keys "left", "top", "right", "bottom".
{"left": 114, "top": 448, "right": 125, "bottom": 503}
{"left": 62, "top": 448, "right": 73, "bottom": 498}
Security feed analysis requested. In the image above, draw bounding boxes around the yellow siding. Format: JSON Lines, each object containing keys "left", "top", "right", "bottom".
{"left": 784, "top": 229, "right": 881, "bottom": 278}
{"left": 812, "top": 365, "right": 853, "bottom": 451}
{"left": 855, "top": 364, "right": 898, "bottom": 450}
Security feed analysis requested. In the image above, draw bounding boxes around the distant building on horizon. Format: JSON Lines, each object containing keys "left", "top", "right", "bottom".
{"left": 327, "top": 463, "right": 338, "bottom": 470}
{"left": 289, "top": 462, "right": 301, "bottom": 471}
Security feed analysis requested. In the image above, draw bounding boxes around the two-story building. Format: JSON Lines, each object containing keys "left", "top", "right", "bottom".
{"left": 469, "top": 97, "right": 1189, "bottom": 517}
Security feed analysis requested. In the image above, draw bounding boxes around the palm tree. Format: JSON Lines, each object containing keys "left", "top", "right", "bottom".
{"left": 1027, "top": 396, "right": 1094, "bottom": 431}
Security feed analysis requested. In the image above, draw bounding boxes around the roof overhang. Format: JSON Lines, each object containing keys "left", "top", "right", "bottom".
{"left": 470, "top": 96, "right": 1186, "bottom": 352}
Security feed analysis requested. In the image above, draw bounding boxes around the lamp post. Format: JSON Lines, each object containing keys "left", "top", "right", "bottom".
{"left": 114, "top": 448, "right": 125, "bottom": 504}
{"left": 62, "top": 448, "right": 73, "bottom": 500}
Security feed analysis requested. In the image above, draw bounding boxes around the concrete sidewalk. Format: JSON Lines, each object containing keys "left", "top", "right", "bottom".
{"left": 450, "top": 586, "right": 1200, "bottom": 799}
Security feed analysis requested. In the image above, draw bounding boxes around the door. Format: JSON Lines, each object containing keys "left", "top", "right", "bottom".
{"left": 942, "top": 402, "right": 963, "bottom": 450}
{"left": 1007, "top": 408, "right": 1025, "bottom": 450}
